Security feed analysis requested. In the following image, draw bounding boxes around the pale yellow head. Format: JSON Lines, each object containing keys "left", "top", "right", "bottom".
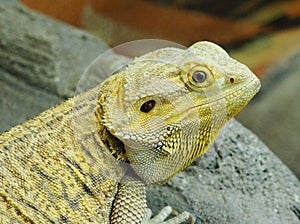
{"left": 100, "top": 41, "right": 260, "bottom": 184}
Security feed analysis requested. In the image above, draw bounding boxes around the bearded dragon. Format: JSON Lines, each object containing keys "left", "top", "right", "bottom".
{"left": 0, "top": 41, "right": 260, "bottom": 223}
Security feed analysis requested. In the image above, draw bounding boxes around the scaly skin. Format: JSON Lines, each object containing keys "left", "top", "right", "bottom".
{"left": 0, "top": 41, "right": 260, "bottom": 223}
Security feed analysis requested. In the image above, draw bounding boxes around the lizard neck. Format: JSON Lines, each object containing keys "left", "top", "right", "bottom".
{"left": 94, "top": 82, "right": 128, "bottom": 163}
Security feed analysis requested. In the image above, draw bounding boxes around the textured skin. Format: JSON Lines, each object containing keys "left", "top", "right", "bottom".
{"left": 0, "top": 41, "right": 260, "bottom": 223}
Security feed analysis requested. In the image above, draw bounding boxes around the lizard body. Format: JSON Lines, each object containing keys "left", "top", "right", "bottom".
{"left": 0, "top": 41, "right": 260, "bottom": 223}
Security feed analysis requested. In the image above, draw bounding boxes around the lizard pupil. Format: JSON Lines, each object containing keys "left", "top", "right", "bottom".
{"left": 140, "top": 100, "right": 156, "bottom": 113}
{"left": 192, "top": 71, "right": 207, "bottom": 84}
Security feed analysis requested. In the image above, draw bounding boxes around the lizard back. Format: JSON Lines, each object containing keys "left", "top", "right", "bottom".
{"left": 0, "top": 86, "right": 124, "bottom": 223}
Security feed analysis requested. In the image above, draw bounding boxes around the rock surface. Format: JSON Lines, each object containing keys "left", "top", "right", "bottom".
{"left": 237, "top": 49, "right": 300, "bottom": 180}
{"left": 0, "top": 1, "right": 108, "bottom": 132}
{"left": 1, "top": 1, "right": 300, "bottom": 223}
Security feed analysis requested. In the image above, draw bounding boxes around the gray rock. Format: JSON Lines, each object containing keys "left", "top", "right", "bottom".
{"left": 0, "top": 1, "right": 108, "bottom": 131}
{"left": 0, "top": 70, "right": 61, "bottom": 132}
{"left": 147, "top": 119, "right": 300, "bottom": 223}
{"left": 237, "top": 50, "right": 300, "bottom": 179}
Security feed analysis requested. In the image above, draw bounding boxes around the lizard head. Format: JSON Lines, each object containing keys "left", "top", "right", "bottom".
{"left": 99, "top": 41, "right": 261, "bottom": 184}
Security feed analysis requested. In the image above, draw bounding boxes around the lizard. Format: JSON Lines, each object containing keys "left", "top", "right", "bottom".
{"left": 0, "top": 41, "right": 261, "bottom": 224}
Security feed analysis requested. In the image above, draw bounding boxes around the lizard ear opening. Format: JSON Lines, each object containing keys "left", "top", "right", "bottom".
{"left": 140, "top": 100, "right": 156, "bottom": 113}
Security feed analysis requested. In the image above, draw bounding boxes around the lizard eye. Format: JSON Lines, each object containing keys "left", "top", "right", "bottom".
{"left": 192, "top": 71, "right": 207, "bottom": 83}
{"left": 140, "top": 100, "right": 156, "bottom": 113}
{"left": 182, "top": 64, "right": 212, "bottom": 90}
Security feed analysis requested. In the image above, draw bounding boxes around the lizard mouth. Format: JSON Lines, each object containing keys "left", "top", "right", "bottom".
{"left": 192, "top": 76, "right": 260, "bottom": 109}
{"left": 169, "top": 77, "right": 260, "bottom": 120}
{"left": 177, "top": 76, "right": 260, "bottom": 120}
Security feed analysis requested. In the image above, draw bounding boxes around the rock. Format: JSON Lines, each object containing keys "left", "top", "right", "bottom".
{"left": 0, "top": 71, "right": 62, "bottom": 133}
{"left": 0, "top": 1, "right": 108, "bottom": 131}
{"left": 237, "top": 49, "right": 300, "bottom": 179}
{"left": 147, "top": 119, "right": 300, "bottom": 223}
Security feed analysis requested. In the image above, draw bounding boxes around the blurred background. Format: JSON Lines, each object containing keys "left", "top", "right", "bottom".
{"left": 9, "top": 0, "right": 300, "bottom": 179}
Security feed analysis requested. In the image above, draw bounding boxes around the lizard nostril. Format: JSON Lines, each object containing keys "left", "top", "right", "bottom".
{"left": 229, "top": 77, "right": 235, "bottom": 84}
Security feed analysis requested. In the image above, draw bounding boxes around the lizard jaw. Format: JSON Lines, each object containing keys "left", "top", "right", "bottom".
{"left": 191, "top": 76, "right": 260, "bottom": 109}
